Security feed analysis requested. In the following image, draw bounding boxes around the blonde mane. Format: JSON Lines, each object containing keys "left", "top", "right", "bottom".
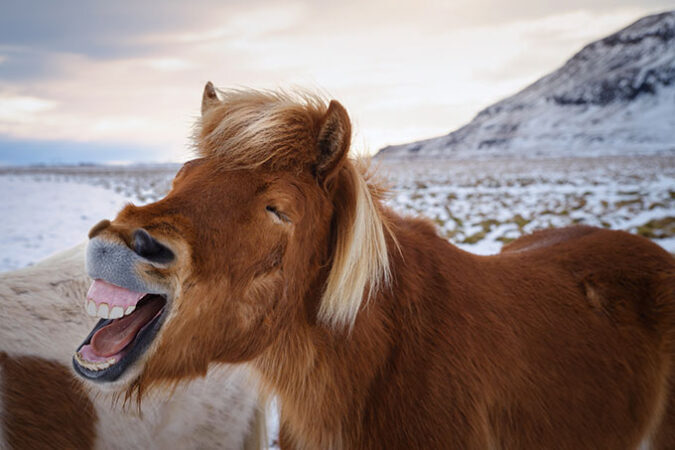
{"left": 196, "top": 88, "right": 392, "bottom": 330}
{"left": 319, "top": 162, "right": 392, "bottom": 330}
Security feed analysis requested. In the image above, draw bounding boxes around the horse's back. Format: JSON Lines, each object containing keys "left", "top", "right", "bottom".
{"left": 502, "top": 225, "right": 672, "bottom": 266}
{"left": 501, "top": 225, "right": 600, "bottom": 254}
{"left": 502, "top": 226, "right": 673, "bottom": 293}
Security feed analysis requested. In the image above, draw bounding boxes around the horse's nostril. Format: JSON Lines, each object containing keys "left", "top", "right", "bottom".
{"left": 132, "top": 228, "right": 175, "bottom": 264}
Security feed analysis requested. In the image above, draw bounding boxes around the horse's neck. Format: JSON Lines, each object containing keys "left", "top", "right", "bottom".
{"left": 255, "top": 216, "right": 461, "bottom": 447}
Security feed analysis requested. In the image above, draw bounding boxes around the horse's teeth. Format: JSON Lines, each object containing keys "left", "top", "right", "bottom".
{"left": 110, "top": 306, "right": 124, "bottom": 319}
{"left": 74, "top": 352, "right": 116, "bottom": 371}
{"left": 87, "top": 301, "right": 130, "bottom": 319}
{"left": 86, "top": 300, "right": 97, "bottom": 317}
{"left": 97, "top": 303, "right": 110, "bottom": 318}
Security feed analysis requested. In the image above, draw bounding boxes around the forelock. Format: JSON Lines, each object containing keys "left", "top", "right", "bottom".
{"left": 195, "top": 89, "right": 329, "bottom": 170}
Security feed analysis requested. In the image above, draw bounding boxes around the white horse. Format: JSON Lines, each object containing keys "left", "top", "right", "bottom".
{"left": 0, "top": 244, "right": 265, "bottom": 449}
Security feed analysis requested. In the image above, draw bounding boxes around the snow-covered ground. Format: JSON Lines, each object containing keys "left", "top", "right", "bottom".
{"left": 0, "top": 165, "right": 178, "bottom": 272}
{"left": 378, "top": 155, "right": 675, "bottom": 255}
{"left": 0, "top": 155, "right": 673, "bottom": 274}
{"left": 0, "top": 176, "right": 130, "bottom": 271}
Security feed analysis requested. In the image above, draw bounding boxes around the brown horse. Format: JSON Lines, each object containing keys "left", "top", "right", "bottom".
{"left": 73, "top": 83, "right": 675, "bottom": 449}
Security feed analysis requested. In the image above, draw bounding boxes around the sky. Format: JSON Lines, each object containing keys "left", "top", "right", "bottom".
{"left": 0, "top": 0, "right": 672, "bottom": 165}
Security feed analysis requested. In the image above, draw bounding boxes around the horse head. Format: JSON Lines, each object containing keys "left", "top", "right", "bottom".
{"left": 72, "top": 83, "right": 391, "bottom": 397}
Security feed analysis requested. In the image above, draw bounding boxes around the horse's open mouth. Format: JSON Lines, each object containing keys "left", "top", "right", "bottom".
{"left": 73, "top": 280, "right": 168, "bottom": 382}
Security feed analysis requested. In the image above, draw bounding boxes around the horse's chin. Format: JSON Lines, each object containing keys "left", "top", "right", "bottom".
{"left": 73, "top": 291, "right": 170, "bottom": 386}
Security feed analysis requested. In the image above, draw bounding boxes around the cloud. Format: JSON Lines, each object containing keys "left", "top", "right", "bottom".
{"left": 143, "top": 58, "right": 198, "bottom": 71}
{"left": 0, "top": 53, "right": 200, "bottom": 157}
{"left": 0, "top": 95, "right": 57, "bottom": 121}
{"left": 0, "top": 0, "right": 245, "bottom": 57}
{"left": 0, "top": 1, "right": 671, "bottom": 163}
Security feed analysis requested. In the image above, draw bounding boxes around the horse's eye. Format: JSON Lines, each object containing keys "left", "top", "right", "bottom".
{"left": 266, "top": 205, "right": 290, "bottom": 223}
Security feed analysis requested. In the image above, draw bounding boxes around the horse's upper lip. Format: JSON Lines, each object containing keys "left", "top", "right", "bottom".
{"left": 84, "top": 279, "right": 148, "bottom": 319}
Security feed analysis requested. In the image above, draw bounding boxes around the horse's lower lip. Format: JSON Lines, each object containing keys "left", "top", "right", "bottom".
{"left": 72, "top": 295, "right": 168, "bottom": 382}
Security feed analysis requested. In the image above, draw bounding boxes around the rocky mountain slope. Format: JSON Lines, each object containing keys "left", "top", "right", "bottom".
{"left": 377, "top": 11, "right": 675, "bottom": 160}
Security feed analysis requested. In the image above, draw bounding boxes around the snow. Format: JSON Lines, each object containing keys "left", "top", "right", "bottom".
{"left": 0, "top": 175, "right": 129, "bottom": 271}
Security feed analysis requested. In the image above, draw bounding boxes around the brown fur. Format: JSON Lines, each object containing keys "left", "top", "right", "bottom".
{"left": 90, "top": 85, "right": 675, "bottom": 449}
{"left": 1, "top": 353, "right": 97, "bottom": 450}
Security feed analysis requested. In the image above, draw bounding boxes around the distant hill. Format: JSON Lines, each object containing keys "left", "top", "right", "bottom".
{"left": 377, "top": 11, "right": 675, "bottom": 160}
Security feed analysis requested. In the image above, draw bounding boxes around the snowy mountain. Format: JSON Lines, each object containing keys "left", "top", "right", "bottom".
{"left": 377, "top": 11, "right": 675, "bottom": 160}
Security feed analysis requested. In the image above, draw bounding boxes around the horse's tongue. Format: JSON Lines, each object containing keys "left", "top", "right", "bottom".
{"left": 90, "top": 296, "right": 164, "bottom": 357}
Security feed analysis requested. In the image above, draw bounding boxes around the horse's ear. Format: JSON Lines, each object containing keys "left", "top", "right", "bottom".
{"left": 202, "top": 81, "right": 221, "bottom": 116}
{"left": 316, "top": 100, "right": 351, "bottom": 183}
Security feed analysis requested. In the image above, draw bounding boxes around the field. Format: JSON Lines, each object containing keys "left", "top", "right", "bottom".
{"left": 1, "top": 154, "right": 673, "bottom": 272}
{"left": 378, "top": 155, "right": 675, "bottom": 254}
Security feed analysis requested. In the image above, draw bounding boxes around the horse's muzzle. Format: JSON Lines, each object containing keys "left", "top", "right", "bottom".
{"left": 86, "top": 235, "right": 165, "bottom": 293}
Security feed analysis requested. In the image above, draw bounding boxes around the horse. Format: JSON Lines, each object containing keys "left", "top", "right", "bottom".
{"left": 72, "top": 82, "right": 675, "bottom": 449}
{"left": 0, "top": 243, "right": 265, "bottom": 449}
